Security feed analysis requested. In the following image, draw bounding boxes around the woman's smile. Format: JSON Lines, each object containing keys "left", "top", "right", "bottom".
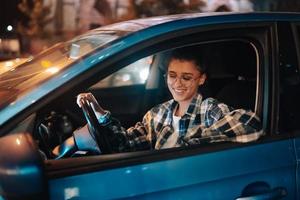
{"left": 172, "top": 87, "right": 187, "bottom": 95}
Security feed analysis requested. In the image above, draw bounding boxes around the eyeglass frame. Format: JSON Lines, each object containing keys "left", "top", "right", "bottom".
{"left": 164, "top": 72, "right": 202, "bottom": 87}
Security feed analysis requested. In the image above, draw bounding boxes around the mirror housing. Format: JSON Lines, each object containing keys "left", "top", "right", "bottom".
{"left": 0, "top": 133, "right": 47, "bottom": 199}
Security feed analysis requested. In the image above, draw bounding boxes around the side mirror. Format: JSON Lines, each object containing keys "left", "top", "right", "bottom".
{"left": 0, "top": 133, "right": 47, "bottom": 199}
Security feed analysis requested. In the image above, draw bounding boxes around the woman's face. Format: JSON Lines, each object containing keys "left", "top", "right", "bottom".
{"left": 167, "top": 58, "right": 206, "bottom": 105}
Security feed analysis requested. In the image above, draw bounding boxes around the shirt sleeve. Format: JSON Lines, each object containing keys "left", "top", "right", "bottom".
{"left": 188, "top": 99, "right": 264, "bottom": 145}
{"left": 203, "top": 99, "right": 232, "bottom": 127}
{"left": 99, "top": 111, "right": 153, "bottom": 152}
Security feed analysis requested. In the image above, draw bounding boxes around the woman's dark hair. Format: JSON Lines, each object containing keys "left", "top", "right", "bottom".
{"left": 169, "top": 46, "right": 208, "bottom": 74}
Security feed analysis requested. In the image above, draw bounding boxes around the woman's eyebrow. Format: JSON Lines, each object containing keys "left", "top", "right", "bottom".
{"left": 181, "top": 73, "right": 194, "bottom": 76}
{"left": 168, "top": 71, "right": 194, "bottom": 76}
{"left": 168, "top": 71, "right": 177, "bottom": 74}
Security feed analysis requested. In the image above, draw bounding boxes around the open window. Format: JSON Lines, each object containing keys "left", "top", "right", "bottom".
{"left": 32, "top": 39, "right": 261, "bottom": 160}
{"left": 86, "top": 39, "right": 259, "bottom": 130}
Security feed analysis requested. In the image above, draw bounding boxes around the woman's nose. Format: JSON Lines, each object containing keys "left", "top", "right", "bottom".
{"left": 174, "top": 77, "right": 184, "bottom": 86}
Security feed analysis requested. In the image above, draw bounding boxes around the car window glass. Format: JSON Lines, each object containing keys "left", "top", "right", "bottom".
{"left": 204, "top": 40, "right": 258, "bottom": 112}
{"left": 91, "top": 56, "right": 153, "bottom": 88}
{"left": 278, "top": 24, "right": 300, "bottom": 132}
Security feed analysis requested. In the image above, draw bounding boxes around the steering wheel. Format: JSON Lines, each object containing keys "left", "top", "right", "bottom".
{"left": 79, "top": 97, "right": 112, "bottom": 154}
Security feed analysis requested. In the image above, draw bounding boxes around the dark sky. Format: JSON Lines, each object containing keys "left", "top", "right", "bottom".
{"left": 0, "top": 0, "right": 21, "bottom": 35}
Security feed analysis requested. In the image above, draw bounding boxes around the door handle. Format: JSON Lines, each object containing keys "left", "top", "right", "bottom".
{"left": 236, "top": 187, "right": 287, "bottom": 200}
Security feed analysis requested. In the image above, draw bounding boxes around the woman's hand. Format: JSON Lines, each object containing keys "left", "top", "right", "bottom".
{"left": 77, "top": 93, "right": 106, "bottom": 117}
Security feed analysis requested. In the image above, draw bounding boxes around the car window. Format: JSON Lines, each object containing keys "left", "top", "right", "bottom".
{"left": 91, "top": 56, "right": 153, "bottom": 88}
{"left": 25, "top": 25, "right": 267, "bottom": 162}
{"left": 278, "top": 24, "right": 300, "bottom": 132}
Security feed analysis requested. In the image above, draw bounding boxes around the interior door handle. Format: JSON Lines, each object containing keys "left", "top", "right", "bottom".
{"left": 236, "top": 187, "right": 287, "bottom": 200}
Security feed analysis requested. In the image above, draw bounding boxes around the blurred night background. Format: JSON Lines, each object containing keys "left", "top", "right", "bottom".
{"left": 0, "top": 0, "right": 300, "bottom": 61}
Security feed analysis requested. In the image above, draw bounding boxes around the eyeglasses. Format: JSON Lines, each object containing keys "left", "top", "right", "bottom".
{"left": 164, "top": 73, "right": 200, "bottom": 87}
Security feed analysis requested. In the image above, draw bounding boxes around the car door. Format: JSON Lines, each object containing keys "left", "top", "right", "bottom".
{"left": 46, "top": 21, "right": 297, "bottom": 199}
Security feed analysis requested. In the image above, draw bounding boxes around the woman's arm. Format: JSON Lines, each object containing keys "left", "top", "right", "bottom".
{"left": 187, "top": 98, "right": 264, "bottom": 145}
{"left": 77, "top": 93, "right": 153, "bottom": 152}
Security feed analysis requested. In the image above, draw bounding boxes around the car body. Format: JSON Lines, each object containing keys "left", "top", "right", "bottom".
{"left": 1, "top": 12, "right": 300, "bottom": 199}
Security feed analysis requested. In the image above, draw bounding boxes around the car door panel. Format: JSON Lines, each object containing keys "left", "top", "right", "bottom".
{"left": 49, "top": 139, "right": 296, "bottom": 199}
{"left": 293, "top": 137, "right": 300, "bottom": 199}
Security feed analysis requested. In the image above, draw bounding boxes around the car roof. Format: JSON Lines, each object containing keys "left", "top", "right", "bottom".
{"left": 75, "top": 12, "right": 300, "bottom": 59}
{"left": 84, "top": 12, "right": 300, "bottom": 36}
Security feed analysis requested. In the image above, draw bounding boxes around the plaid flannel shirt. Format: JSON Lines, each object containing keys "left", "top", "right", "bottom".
{"left": 102, "top": 94, "right": 264, "bottom": 152}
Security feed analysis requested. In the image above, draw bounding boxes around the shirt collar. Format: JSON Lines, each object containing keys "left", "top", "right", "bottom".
{"left": 186, "top": 94, "right": 203, "bottom": 117}
{"left": 168, "top": 93, "right": 203, "bottom": 117}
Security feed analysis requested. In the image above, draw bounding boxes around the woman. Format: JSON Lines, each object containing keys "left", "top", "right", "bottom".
{"left": 77, "top": 47, "right": 263, "bottom": 152}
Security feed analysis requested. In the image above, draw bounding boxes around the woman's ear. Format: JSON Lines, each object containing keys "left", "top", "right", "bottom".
{"left": 198, "top": 73, "right": 207, "bottom": 85}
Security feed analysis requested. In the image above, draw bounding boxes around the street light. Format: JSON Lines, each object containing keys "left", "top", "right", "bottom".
{"left": 6, "top": 25, "right": 13, "bottom": 32}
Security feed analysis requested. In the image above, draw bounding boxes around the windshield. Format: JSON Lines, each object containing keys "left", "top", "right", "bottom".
{"left": 0, "top": 31, "right": 125, "bottom": 109}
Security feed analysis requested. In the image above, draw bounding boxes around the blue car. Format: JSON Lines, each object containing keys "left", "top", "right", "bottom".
{"left": 1, "top": 12, "right": 300, "bottom": 200}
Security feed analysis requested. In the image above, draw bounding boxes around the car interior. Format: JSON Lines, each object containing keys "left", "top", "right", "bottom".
{"left": 11, "top": 39, "right": 259, "bottom": 160}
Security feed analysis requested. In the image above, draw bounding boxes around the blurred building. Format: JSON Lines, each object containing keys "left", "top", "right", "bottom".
{"left": 44, "top": 0, "right": 114, "bottom": 36}
{"left": 20, "top": 0, "right": 256, "bottom": 39}
{"left": 43, "top": 0, "right": 79, "bottom": 36}
{"left": 107, "top": 0, "right": 132, "bottom": 21}
{"left": 2, "top": 0, "right": 300, "bottom": 58}
{"left": 201, "top": 0, "right": 254, "bottom": 12}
